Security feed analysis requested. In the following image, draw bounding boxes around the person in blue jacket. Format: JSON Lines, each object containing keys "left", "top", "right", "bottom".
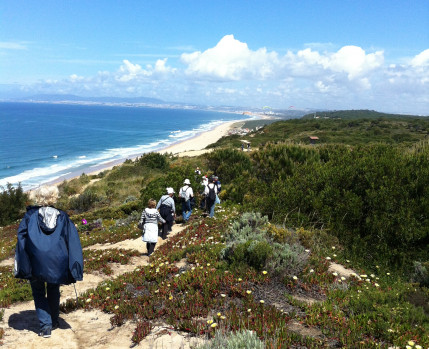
{"left": 14, "top": 186, "right": 83, "bottom": 338}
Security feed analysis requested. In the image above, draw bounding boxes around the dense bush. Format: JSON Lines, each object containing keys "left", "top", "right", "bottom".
{"left": 0, "top": 183, "right": 27, "bottom": 226}
{"left": 135, "top": 152, "right": 171, "bottom": 171}
{"left": 231, "top": 142, "right": 429, "bottom": 270}
{"left": 206, "top": 148, "right": 252, "bottom": 183}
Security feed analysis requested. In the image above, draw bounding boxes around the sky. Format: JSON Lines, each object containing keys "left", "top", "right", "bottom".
{"left": 1, "top": 0, "right": 428, "bottom": 115}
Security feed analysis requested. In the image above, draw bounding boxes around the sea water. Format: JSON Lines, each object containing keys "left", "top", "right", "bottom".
{"left": 0, "top": 102, "right": 247, "bottom": 191}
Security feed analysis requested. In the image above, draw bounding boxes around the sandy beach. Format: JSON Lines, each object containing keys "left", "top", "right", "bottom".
{"left": 38, "top": 119, "right": 244, "bottom": 190}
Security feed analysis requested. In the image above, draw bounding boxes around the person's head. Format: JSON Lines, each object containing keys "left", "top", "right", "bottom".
{"left": 148, "top": 198, "right": 157, "bottom": 208}
{"left": 166, "top": 187, "right": 175, "bottom": 196}
{"left": 30, "top": 185, "right": 59, "bottom": 206}
{"left": 183, "top": 179, "right": 191, "bottom": 185}
{"left": 213, "top": 176, "right": 218, "bottom": 181}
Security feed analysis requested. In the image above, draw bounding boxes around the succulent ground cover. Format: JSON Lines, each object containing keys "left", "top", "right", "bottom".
{"left": 0, "top": 208, "right": 427, "bottom": 347}
{"left": 56, "top": 212, "right": 428, "bottom": 348}
{"left": 83, "top": 248, "right": 141, "bottom": 275}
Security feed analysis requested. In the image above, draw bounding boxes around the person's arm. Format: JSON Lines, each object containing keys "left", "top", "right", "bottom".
{"left": 170, "top": 197, "right": 176, "bottom": 212}
{"left": 156, "top": 198, "right": 161, "bottom": 209}
{"left": 139, "top": 210, "right": 147, "bottom": 226}
{"left": 157, "top": 212, "right": 166, "bottom": 224}
{"left": 66, "top": 215, "right": 84, "bottom": 282}
{"left": 14, "top": 214, "right": 32, "bottom": 278}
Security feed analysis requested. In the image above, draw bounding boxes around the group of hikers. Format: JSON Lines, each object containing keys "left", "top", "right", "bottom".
{"left": 139, "top": 168, "right": 222, "bottom": 256}
{"left": 12, "top": 168, "right": 222, "bottom": 338}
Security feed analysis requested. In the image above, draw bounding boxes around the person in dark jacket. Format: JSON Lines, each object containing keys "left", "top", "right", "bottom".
{"left": 14, "top": 186, "right": 83, "bottom": 338}
{"left": 156, "top": 187, "right": 176, "bottom": 239}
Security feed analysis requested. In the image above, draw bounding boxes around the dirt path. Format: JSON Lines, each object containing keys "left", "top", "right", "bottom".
{"left": 0, "top": 224, "right": 204, "bottom": 348}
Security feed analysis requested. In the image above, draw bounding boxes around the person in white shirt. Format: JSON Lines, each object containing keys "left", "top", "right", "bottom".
{"left": 139, "top": 199, "right": 166, "bottom": 256}
{"left": 179, "top": 179, "right": 194, "bottom": 223}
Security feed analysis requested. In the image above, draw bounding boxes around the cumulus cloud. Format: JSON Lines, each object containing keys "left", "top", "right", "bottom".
{"left": 24, "top": 36, "right": 428, "bottom": 114}
{"left": 181, "top": 35, "right": 278, "bottom": 80}
{"left": 411, "top": 49, "right": 429, "bottom": 67}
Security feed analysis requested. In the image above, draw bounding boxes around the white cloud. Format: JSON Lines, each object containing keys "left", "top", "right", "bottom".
{"left": 181, "top": 34, "right": 278, "bottom": 80}
{"left": 20, "top": 37, "right": 429, "bottom": 114}
{"left": 411, "top": 49, "right": 429, "bottom": 67}
{"left": 326, "top": 46, "right": 384, "bottom": 79}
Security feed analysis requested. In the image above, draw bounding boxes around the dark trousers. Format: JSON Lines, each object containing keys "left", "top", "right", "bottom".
{"left": 30, "top": 279, "right": 60, "bottom": 331}
{"left": 146, "top": 242, "right": 156, "bottom": 256}
{"left": 159, "top": 221, "right": 172, "bottom": 239}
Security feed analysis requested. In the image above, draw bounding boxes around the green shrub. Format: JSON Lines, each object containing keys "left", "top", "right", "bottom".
{"left": 221, "top": 212, "right": 307, "bottom": 276}
{"left": 135, "top": 152, "right": 170, "bottom": 171}
{"left": 206, "top": 148, "right": 252, "bottom": 183}
{"left": 197, "top": 330, "right": 264, "bottom": 349}
{"left": 69, "top": 189, "right": 101, "bottom": 213}
{"left": 224, "top": 240, "right": 273, "bottom": 270}
{"left": 0, "top": 183, "right": 27, "bottom": 226}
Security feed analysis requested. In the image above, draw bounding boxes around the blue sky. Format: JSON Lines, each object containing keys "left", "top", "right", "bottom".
{"left": 1, "top": 0, "right": 428, "bottom": 114}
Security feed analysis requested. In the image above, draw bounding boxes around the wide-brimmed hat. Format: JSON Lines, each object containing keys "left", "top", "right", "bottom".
{"left": 184, "top": 179, "right": 191, "bottom": 185}
{"left": 166, "top": 187, "right": 175, "bottom": 194}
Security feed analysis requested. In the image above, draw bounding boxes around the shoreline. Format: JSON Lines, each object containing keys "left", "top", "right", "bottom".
{"left": 36, "top": 119, "right": 246, "bottom": 191}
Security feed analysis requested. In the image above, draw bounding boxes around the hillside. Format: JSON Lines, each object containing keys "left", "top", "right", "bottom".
{"left": 210, "top": 113, "right": 429, "bottom": 149}
{"left": 1, "top": 116, "right": 428, "bottom": 348}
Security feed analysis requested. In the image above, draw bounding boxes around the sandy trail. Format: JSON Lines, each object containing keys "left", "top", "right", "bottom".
{"left": 0, "top": 224, "right": 203, "bottom": 348}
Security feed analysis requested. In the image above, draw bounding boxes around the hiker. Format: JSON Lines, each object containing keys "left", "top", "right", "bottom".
{"left": 139, "top": 198, "right": 166, "bottom": 256}
{"left": 179, "top": 179, "right": 194, "bottom": 224}
{"left": 156, "top": 187, "right": 176, "bottom": 239}
{"left": 213, "top": 175, "right": 222, "bottom": 206}
{"left": 194, "top": 166, "right": 202, "bottom": 182}
{"left": 247, "top": 142, "right": 251, "bottom": 151}
{"left": 241, "top": 143, "right": 244, "bottom": 151}
{"left": 213, "top": 176, "right": 221, "bottom": 193}
{"left": 14, "top": 186, "right": 83, "bottom": 338}
{"left": 199, "top": 175, "right": 209, "bottom": 210}
{"left": 204, "top": 176, "right": 218, "bottom": 218}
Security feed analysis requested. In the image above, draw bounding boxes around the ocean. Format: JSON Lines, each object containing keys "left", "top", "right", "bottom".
{"left": 0, "top": 102, "right": 247, "bottom": 191}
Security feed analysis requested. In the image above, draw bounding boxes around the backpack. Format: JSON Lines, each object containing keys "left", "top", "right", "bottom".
{"left": 208, "top": 184, "right": 216, "bottom": 201}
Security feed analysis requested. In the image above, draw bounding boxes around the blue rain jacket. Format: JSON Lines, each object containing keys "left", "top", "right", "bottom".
{"left": 14, "top": 206, "right": 84, "bottom": 285}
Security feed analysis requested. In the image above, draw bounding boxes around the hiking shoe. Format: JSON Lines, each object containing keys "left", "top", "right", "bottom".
{"left": 39, "top": 328, "right": 51, "bottom": 338}
{"left": 52, "top": 321, "right": 60, "bottom": 330}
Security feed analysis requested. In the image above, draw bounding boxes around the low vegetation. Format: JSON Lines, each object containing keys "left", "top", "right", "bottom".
{"left": 0, "top": 111, "right": 428, "bottom": 347}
